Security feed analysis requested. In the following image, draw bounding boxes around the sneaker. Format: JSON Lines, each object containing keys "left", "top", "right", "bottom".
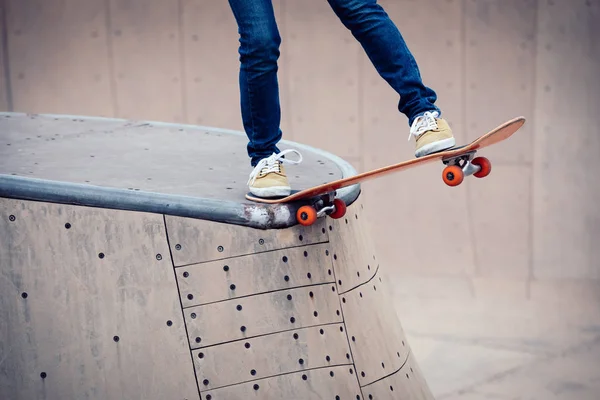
{"left": 247, "top": 149, "right": 303, "bottom": 198}
{"left": 408, "top": 111, "right": 456, "bottom": 157}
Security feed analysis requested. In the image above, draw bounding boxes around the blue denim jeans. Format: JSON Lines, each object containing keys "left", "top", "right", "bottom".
{"left": 228, "top": 0, "right": 441, "bottom": 166}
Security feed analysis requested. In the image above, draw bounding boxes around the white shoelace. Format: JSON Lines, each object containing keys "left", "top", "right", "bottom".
{"left": 247, "top": 149, "right": 303, "bottom": 185}
{"left": 408, "top": 111, "right": 439, "bottom": 140}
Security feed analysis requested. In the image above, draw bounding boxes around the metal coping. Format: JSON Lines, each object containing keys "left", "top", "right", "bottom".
{"left": 0, "top": 113, "right": 361, "bottom": 229}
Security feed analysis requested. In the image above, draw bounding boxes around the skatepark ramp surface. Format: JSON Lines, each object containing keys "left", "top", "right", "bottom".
{"left": 0, "top": 113, "right": 432, "bottom": 399}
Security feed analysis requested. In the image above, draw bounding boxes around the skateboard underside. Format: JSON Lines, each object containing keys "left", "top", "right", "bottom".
{"left": 246, "top": 116, "right": 525, "bottom": 226}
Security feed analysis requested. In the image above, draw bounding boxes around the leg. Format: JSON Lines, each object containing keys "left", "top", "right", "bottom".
{"left": 228, "top": 0, "right": 282, "bottom": 167}
{"left": 327, "top": 0, "right": 455, "bottom": 156}
{"left": 327, "top": 0, "right": 438, "bottom": 125}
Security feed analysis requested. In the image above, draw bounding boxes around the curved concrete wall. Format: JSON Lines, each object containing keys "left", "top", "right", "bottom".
{"left": 1, "top": 196, "right": 432, "bottom": 399}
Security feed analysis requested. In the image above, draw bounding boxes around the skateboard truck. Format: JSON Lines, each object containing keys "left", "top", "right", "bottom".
{"left": 441, "top": 151, "right": 492, "bottom": 187}
{"left": 296, "top": 191, "right": 347, "bottom": 226}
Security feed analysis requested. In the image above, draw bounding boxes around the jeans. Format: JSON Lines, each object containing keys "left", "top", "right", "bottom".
{"left": 228, "top": 0, "right": 441, "bottom": 166}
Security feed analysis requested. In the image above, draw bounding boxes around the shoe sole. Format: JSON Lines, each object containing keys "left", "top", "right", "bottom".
{"left": 415, "top": 138, "right": 456, "bottom": 158}
{"left": 249, "top": 186, "right": 292, "bottom": 198}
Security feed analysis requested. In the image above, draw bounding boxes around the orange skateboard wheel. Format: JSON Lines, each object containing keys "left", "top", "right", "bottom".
{"left": 443, "top": 165, "right": 464, "bottom": 186}
{"left": 472, "top": 156, "right": 491, "bottom": 178}
{"left": 329, "top": 198, "right": 346, "bottom": 219}
{"left": 297, "top": 205, "right": 317, "bottom": 226}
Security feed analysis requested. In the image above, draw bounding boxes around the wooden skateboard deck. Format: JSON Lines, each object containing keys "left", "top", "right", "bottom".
{"left": 246, "top": 116, "right": 525, "bottom": 225}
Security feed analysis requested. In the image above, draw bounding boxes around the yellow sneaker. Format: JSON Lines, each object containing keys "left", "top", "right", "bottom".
{"left": 247, "top": 149, "right": 303, "bottom": 198}
{"left": 409, "top": 111, "right": 456, "bottom": 157}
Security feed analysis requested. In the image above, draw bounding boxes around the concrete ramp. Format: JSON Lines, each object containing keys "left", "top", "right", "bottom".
{"left": 0, "top": 113, "right": 432, "bottom": 399}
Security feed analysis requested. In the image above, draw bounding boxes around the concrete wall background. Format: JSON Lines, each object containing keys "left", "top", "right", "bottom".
{"left": 2, "top": 1, "right": 600, "bottom": 397}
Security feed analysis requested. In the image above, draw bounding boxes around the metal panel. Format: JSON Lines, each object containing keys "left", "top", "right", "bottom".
{"left": 165, "top": 214, "right": 329, "bottom": 266}
{"left": 0, "top": 198, "right": 199, "bottom": 400}
{"left": 200, "top": 366, "right": 362, "bottom": 399}
{"left": 177, "top": 243, "right": 334, "bottom": 306}
{"left": 340, "top": 270, "right": 411, "bottom": 386}
{"left": 184, "top": 284, "right": 343, "bottom": 348}
{"left": 192, "top": 324, "right": 352, "bottom": 390}
{"left": 328, "top": 200, "right": 378, "bottom": 294}
{"left": 361, "top": 354, "right": 434, "bottom": 400}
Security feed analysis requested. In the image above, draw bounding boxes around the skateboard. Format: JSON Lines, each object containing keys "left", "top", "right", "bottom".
{"left": 246, "top": 116, "right": 526, "bottom": 226}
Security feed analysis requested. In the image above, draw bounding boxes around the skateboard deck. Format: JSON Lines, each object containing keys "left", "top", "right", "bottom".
{"left": 246, "top": 116, "right": 525, "bottom": 225}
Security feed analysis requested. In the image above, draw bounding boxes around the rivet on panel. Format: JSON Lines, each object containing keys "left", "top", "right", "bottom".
{"left": 282, "top": 256, "right": 288, "bottom": 262}
{"left": 304, "top": 251, "right": 308, "bottom": 257}
{"left": 298, "top": 358, "right": 304, "bottom": 365}
{"left": 195, "top": 337, "right": 201, "bottom": 343}
{"left": 98, "top": 253, "right": 105, "bottom": 259}
{"left": 187, "top": 294, "right": 194, "bottom": 300}
{"left": 299, "top": 235, "right": 303, "bottom": 241}
{"left": 290, "top": 317, "right": 296, "bottom": 323}
{"left": 203, "top": 379, "right": 209, "bottom": 386}
{"left": 40, "top": 372, "right": 47, "bottom": 379}
{"left": 381, "top": 362, "right": 385, "bottom": 368}
{"left": 330, "top": 371, "right": 334, "bottom": 377}
{"left": 245, "top": 342, "right": 250, "bottom": 348}
{"left": 217, "top": 246, "right": 224, "bottom": 252}
{"left": 313, "top": 311, "right": 318, "bottom": 317}
{"left": 223, "top": 265, "right": 229, "bottom": 272}
{"left": 253, "top": 384, "right": 259, "bottom": 390}
{"left": 320, "top": 329, "right": 324, "bottom": 335}
{"left": 240, "top": 326, "right": 246, "bottom": 332}
{"left": 259, "top": 239, "right": 264, "bottom": 245}
{"left": 9, "top": 215, "right": 15, "bottom": 222}
{"left": 198, "top": 352, "right": 204, "bottom": 358}
{"left": 336, "top": 310, "right": 340, "bottom": 316}
{"left": 307, "top": 272, "right": 312, "bottom": 279}
{"left": 183, "top": 271, "right": 189, "bottom": 278}
{"left": 191, "top": 313, "right": 197, "bottom": 319}
{"left": 251, "top": 369, "right": 257, "bottom": 376}
{"left": 236, "top": 305, "right": 242, "bottom": 311}
{"left": 326, "top": 355, "right": 330, "bottom": 361}
{"left": 287, "top": 294, "right": 292, "bottom": 300}
{"left": 175, "top": 244, "right": 182, "bottom": 250}
{"left": 293, "top": 333, "right": 299, "bottom": 339}
{"left": 156, "top": 254, "right": 162, "bottom": 261}
{"left": 302, "top": 374, "right": 307, "bottom": 380}
{"left": 361, "top": 371, "right": 366, "bottom": 377}
{"left": 230, "top": 284, "right": 236, "bottom": 290}
{"left": 284, "top": 275, "right": 290, "bottom": 282}
{"left": 113, "top": 336, "right": 120, "bottom": 342}
{"left": 21, "top": 292, "right": 28, "bottom": 299}
{"left": 309, "top": 291, "right": 314, "bottom": 298}
{"left": 166, "top": 320, "right": 173, "bottom": 326}
{"left": 65, "top": 223, "right": 71, "bottom": 229}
